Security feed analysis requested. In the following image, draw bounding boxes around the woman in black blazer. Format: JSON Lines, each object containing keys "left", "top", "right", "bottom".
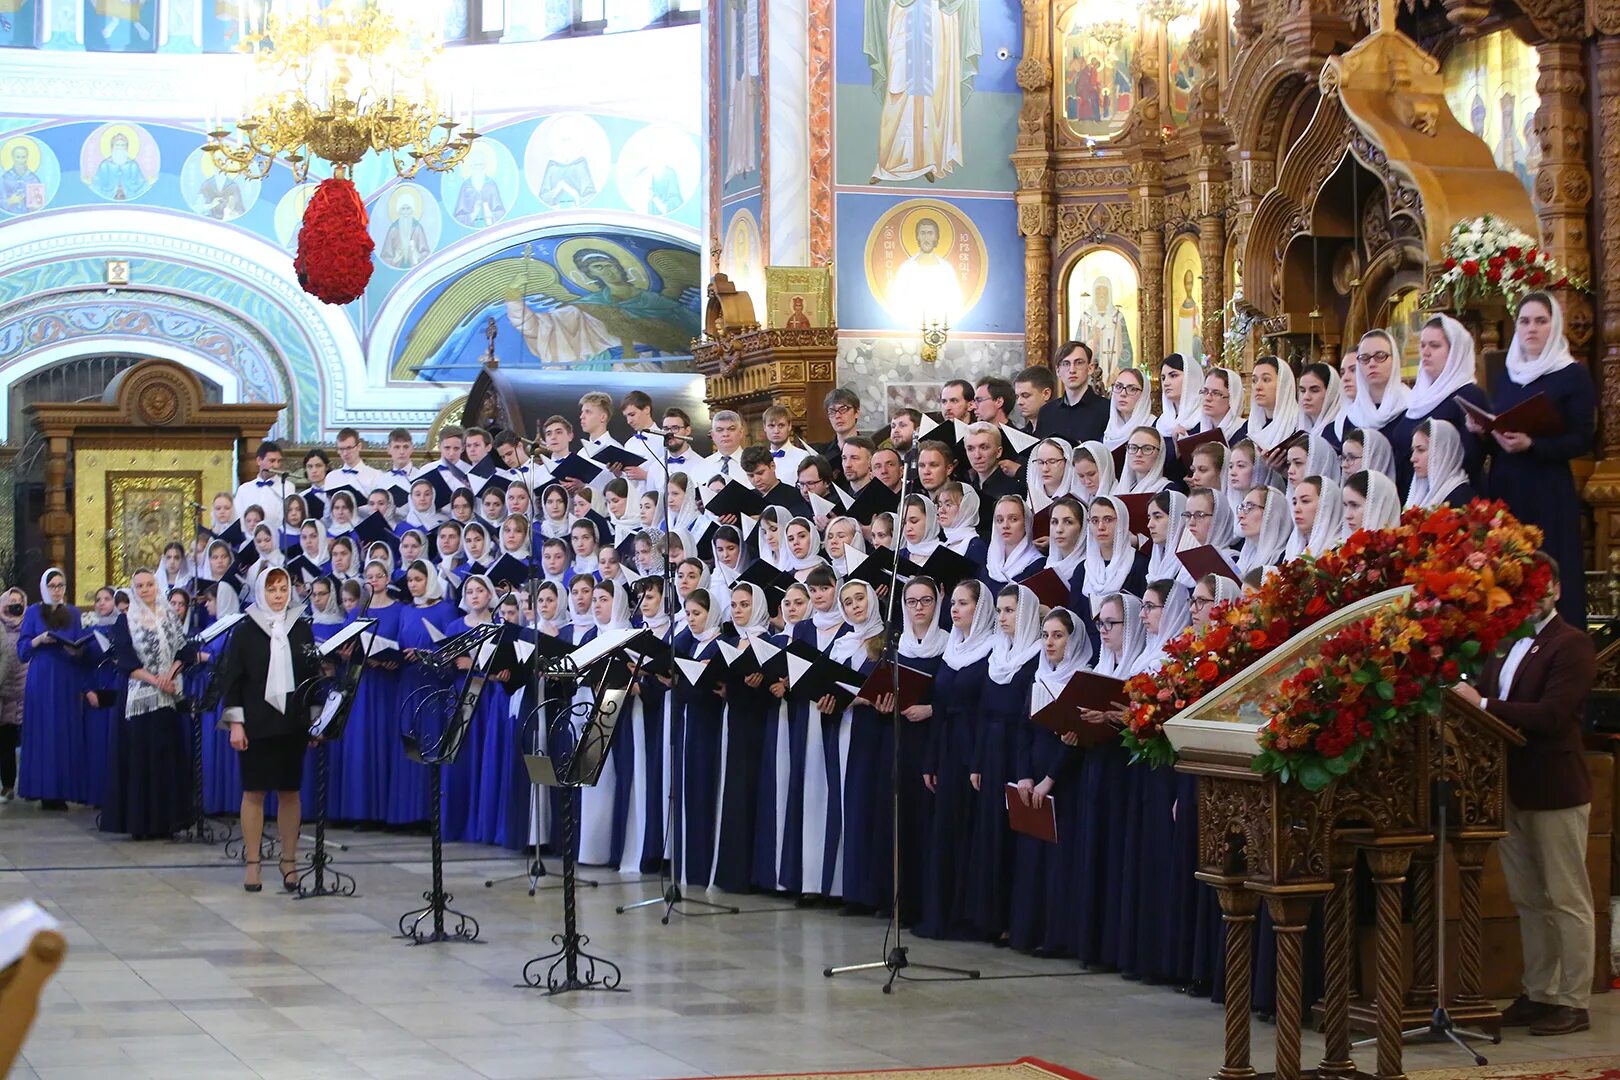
{"left": 215, "top": 567, "right": 318, "bottom": 892}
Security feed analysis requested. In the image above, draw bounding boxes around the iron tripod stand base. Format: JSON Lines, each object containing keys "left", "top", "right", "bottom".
{"left": 616, "top": 882, "right": 741, "bottom": 924}
{"left": 295, "top": 743, "right": 356, "bottom": 899}
{"left": 824, "top": 945, "right": 982, "bottom": 994}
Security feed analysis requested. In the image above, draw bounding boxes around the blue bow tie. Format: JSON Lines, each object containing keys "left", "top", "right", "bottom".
{"left": 668, "top": 455, "right": 685, "bottom": 464}
{"left": 255, "top": 480, "right": 273, "bottom": 487}
{"left": 391, "top": 468, "right": 408, "bottom": 476}
{"left": 772, "top": 449, "right": 786, "bottom": 458}
{"left": 340, "top": 467, "right": 358, "bottom": 474}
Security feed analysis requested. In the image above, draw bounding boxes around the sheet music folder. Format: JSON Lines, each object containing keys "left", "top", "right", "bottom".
{"left": 855, "top": 662, "right": 933, "bottom": 712}
{"left": 1005, "top": 784, "right": 1058, "bottom": 843}
{"left": 1031, "top": 672, "right": 1128, "bottom": 747}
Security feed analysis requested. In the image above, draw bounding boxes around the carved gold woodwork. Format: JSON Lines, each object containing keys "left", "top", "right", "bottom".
{"left": 1181, "top": 692, "right": 1522, "bottom": 1079}
{"left": 25, "top": 359, "right": 282, "bottom": 589}
{"left": 693, "top": 326, "right": 838, "bottom": 444}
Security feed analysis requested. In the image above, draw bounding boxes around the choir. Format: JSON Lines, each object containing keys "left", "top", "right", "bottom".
{"left": 2, "top": 292, "right": 1588, "bottom": 1001}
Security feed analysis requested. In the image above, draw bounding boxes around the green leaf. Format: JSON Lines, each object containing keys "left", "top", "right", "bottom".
{"left": 1457, "top": 640, "right": 1480, "bottom": 658}
{"left": 1374, "top": 680, "right": 1395, "bottom": 701}
{"left": 1300, "top": 760, "right": 1333, "bottom": 791}
{"left": 1324, "top": 753, "right": 1351, "bottom": 776}
{"left": 1352, "top": 666, "right": 1376, "bottom": 685}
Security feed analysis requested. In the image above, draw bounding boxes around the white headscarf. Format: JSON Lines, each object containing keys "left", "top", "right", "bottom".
{"left": 987, "top": 583, "right": 1043, "bottom": 685}
{"left": 1346, "top": 332, "right": 1411, "bottom": 430}
{"left": 829, "top": 581, "right": 884, "bottom": 666}
{"left": 685, "top": 597, "right": 725, "bottom": 647}
{"left": 1234, "top": 487, "right": 1291, "bottom": 576}
{"left": 809, "top": 583, "right": 846, "bottom": 645}
{"left": 1114, "top": 428, "right": 1170, "bottom": 495}
{"left": 1128, "top": 584, "right": 1191, "bottom": 678}
{"left": 1285, "top": 477, "right": 1344, "bottom": 560}
{"left": 1103, "top": 370, "right": 1156, "bottom": 451}
{"left": 941, "top": 490, "right": 981, "bottom": 550}
{"left": 1073, "top": 441, "right": 1117, "bottom": 502}
{"left": 593, "top": 580, "right": 633, "bottom": 631}
{"left": 1347, "top": 427, "right": 1397, "bottom": 481}
{"left": 758, "top": 506, "right": 794, "bottom": 571}
{"left": 941, "top": 580, "right": 998, "bottom": 670}
{"left": 1027, "top": 437, "right": 1078, "bottom": 513}
{"left": 407, "top": 558, "right": 444, "bottom": 607}
{"left": 984, "top": 496, "right": 1041, "bottom": 584}
{"left": 124, "top": 574, "right": 187, "bottom": 718}
{"left": 538, "top": 484, "right": 572, "bottom": 539}
{"left": 1286, "top": 432, "right": 1341, "bottom": 494}
{"left": 1081, "top": 494, "right": 1136, "bottom": 611}
{"left": 1405, "top": 419, "right": 1470, "bottom": 509}
{"left": 1303, "top": 364, "right": 1347, "bottom": 438}
{"left": 248, "top": 566, "right": 297, "bottom": 715}
{"left": 1182, "top": 488, "right": 1237, "bottom": 553}
{"left": 899, "top": 495, "right": 943, "bottom": 563}
{"left": 1031, "top": 608, "right": 1095, "bottom": 712}
{"left": 783, "top": 516, "right": 827, "bottom": 573}
{"left": 1094, "top": 592, "right": 1146, "bottom": 679}
{"left": 1247, "top": 358, "right": 1302, "bottom": 453}
{"left": 1204, "top": 367, "right": 1247, "bottom": 439}
{"left": 154, "top": 556, "right": 193, "bottom": 596}
{"left": 1406, "top": 313, "right": 1479, "bottom": 417}
{"left": 1042, "top": 499, "right": 1088, "bottom": 587}
{"left": 897, "top": 582, "right": 949, "bottom": 659}
{"left": 299, "top": 519, "right": 331, "bottom": 565}
{"left": 1145, "top": 490, "right": 1189, "bottom": 581}
{"left": 728, "top": 581, "right": 770, "bottom": 638}
{"left": 404, "top": 485, "right": 447, "bottom": 532}
{"left": 825, "top": 516, "right": 866, "bottom": 577}
{"left": 1345, "top": 470, "right": 1403, "bottom": 537}
{"left": 311, "top": 578, "right": 346, "bottom": 624}
{"left": 567, "top": 580, "right": 597, "bottom": 635}
{"left": 1157, "top": 355, "right": 1206, "bottom": 436}
{"left": 213, "top": 578, "right": 241, "bottom": 618}
{"left": 1505, "top": 293, "right": 1576, "bottom": 386}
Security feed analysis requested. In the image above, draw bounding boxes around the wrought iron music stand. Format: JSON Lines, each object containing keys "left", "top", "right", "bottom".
{"left": 1352, "top": 779, "right": 1499, "bottom": 1065}
{"left": 174, "top": 603, "right": 230, "bottom": 846}
{"left": 518, "top": 650, "right": 632, "bottom": 995}
{"left": 292, "top": 617, "right": 376, "bottom": 899}
{"left": 823, "top": 445, "right": 981, "bottom": 993}
{"left": 616, "top": 431, "right": 740, "bottom": 924}
{"left": 396, "top": 621, "right": 502, "bottom": 945}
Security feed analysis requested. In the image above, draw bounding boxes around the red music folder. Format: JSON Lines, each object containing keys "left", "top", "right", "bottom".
{"left": 1021, "top": 567, "right": 1071, "bottom": 609}
{"left": 1116, "top": 492, "right": 1156, "bottom": 538}
{"left": 1453, "top": 392, "right": 1566, "bottom": 440}
{"left": 1175, "top": 427, "right": 1227, "bottom": 461}
{"left": 1006, "top": 783, "right": 1058, "bottom": 844}
{"left": 1031, "top": 504, "right": 1053, "bottom": 543}
{"left": 1177, "top": 543, "right": 1241, "bottom": 584}
{"left": 855, "top": 662, "right": 934, "bottom": 713}
{"left": 1031, "top": 672, "right": 1129, "bottom": 747}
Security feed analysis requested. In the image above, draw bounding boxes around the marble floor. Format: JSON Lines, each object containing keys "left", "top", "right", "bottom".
{"left": 2, "top": 802, "right": 1616, "bottom": 1080}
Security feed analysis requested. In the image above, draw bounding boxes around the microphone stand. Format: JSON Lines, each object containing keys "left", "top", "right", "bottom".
{"left": 824, "top": 444, "right": 980, "bottom": 992}
{"left": 617, "top": 428, "right": 739, "bottom": 923}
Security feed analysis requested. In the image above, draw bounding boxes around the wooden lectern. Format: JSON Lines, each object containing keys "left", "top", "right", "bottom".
{"left": 0, "top": 928, "right": 66, "bottom": 1074}
{"left": 1165, "top": 587, "right": 1523, "bottom": 1080}
{"left": 691, "top": 273, "right": 838, "bottom": 445}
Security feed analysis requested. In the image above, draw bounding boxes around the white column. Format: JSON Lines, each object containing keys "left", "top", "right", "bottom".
{"left": 766, "top": 0, "right": 808, "bottom": 265}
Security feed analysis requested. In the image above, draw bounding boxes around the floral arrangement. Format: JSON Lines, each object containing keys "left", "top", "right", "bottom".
{"left": 1423, "top": 214, "right": 1584, "bottom": 310}
{"left": 1122, "top": 501, "right": 1550, "bottom": 789}
{"left": 294, "top": 177, "right": 375, "bottom": 306}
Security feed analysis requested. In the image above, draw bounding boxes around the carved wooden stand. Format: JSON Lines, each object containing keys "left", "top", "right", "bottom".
{"left": 1179, "top": 694, "right": 1521, "bottom": 1080}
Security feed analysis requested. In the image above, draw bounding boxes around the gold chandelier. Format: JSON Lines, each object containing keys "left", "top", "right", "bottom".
{"left": 202, "top": 1, "right": 479, "bottom": 184}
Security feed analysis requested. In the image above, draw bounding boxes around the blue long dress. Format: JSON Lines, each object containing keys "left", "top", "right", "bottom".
{"left": 914, "top": 653, "right": 988, "bottom": 940}
{"left": 1387, "top": 385, "right": 1489, "bottom": 497}
{"left": 468, "top": 635, "right": 526, "bottom": 847}
{"left": 1008, "top": 715, "right": 1081, "bottom": 955}
{"left": 331, "top": 602, "right": 403, "bottom": 822}
{"left": 776, "top": 619, "right": 848, "bottom": 895}
{"left": 1483, "top": 363, "right": 1594, "bottom": 624}
{"left": 673, "top": 629, "right": 727, "bottom": 888}
{"left": 963, "top": 655, "right": 1039, "bottom": 941}
{"left": 388, "top": 600, "right": 459, "bottom": 825}
{"left": 16, "top": 604, "right": 90, "bottom": 805}
{"left": 438, "top": 615, "right": 504, "bottom": 844}
{"left": 838, "top": 655, "right": 884, "bottom": 909}
{"left": 199, "top": 617, "right": 244, "bottom": 815}
{"left": 1076, "top": 739, "right": 1132, "bottom": 969}
{"left": 751, "top": 630, "right": 794, "bottom": 892}
{"left": 624, "top": 631, "right": 669, "bottom": 874}
{"left": 714, "top": 635, "right": 771, "bottom": 893}
{"left": 81, "top": 625, "right": 123, "bottom": 810}
{"left": 864, "top": 651, "right": 940, "bottom": 922}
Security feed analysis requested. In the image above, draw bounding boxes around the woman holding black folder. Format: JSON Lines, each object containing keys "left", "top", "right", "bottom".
{"left": 1469, "top": 291, "right": 1593, "bottom": 623}
{"left": 214, "top": 567, "right": 316, "bottom": 891}
{"left": 16, "top": 568, "right": 88, "bottom": 810}
{"left": 782, "top": 566, "right": 847, "bottom": 901}
{"left": 712, "top": 582, "right": 772, "bottom": 893}
{"left": 672, "top": 587, "right": 727, "bottom": 889}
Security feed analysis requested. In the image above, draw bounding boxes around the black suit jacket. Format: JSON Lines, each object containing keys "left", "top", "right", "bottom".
{"left": 966, "top": 468, "right": 1020, "bottom": 540}
{"left": 1480, "top": 614, "right": 1595, "bottom": 810}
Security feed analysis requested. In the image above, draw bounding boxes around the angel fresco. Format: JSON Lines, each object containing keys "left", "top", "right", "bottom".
{"left": 504, "top": 246, "right": 700, "bottom": 367}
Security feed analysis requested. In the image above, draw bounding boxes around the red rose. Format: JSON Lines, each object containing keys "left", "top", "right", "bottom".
{"left": 1486, "top": 268, "right": 1502, "bottom": 284}
{"left": 1555, "top": 276, "right": 1568, "bottom": 288}
{"left": 1488, "top": 255, "right": 1505, "bottom": 271}
{"left": 1504, "top": 245, "right": 1521, "bottom": 260}
{"left": 1195, "top": 659, "right": 1220, "bottom": 682}
{"left": 1444, "top": 257, "right": 1458, "bottom": 271}
{"left": 1526, "top": 248, "right": 1539, "bottom": 262}
{"left": 1528, "top": 269, "right": 1545, "bottom": 285}
{"left": 1461, "top": 259, "right": 1480, "bottom": 276}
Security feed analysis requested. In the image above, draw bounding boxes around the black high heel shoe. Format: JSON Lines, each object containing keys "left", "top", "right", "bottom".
{"left": 279, "top": 857, "right": 299, "bottom": 893}
{"left": 243, "top": 858, "right": 263, "bottom": 893}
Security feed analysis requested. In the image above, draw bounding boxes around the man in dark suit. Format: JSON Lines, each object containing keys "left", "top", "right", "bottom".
{"left": 1452, "top": 553, "right": 1597, "bottom": 1037}
{"left": 962, "top": 421, "right": 1018, "bottom": 539}
{"left": 816, "top": 388, "right": 863, "bottom": 486}
{"left": 1039, "top": 340, "right": 1110, "bottom": 445}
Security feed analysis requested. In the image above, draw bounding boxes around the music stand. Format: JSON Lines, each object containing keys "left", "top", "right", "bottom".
{"left": 396, "top": 622, "right": 502, "bottom": 945}
{"left": 518, "top": 645, "right": 635, "bottom": 996}
{"left": 292, "top": 617, "right": 374, "bottom": 899}
{"left": 174, "top": 614, "right": 241, "bottom": 847}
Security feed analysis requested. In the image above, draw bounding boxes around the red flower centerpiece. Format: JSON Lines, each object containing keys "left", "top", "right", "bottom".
{"left": 294, "top": 177, "right": 374, "bottom": 306}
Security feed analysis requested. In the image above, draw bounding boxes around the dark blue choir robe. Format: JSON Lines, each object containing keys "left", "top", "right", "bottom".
{"left": 963, "top": 656, "right": 1039, "bottom": 941}
{"left": 16, "top": 604, "right": 89, "bottom": 804}
{"left": 914, "top": 653, "right": 988, "bottom": 939}
{"left": 672, "top": 629, "right": 726, "bottom": 888}
{"left": 1387, "top": 384, "right": 1488, "bottom": 497}
{"left": 1007, "top": 719, "right": 1083, "bottom": 956}
{"left": 99, "top": 615, "right": 189, "bottom": 839}
{"left": 331, "top": 602, "right": 403, "bottom": 822}
{"left": 385, "top": 600, "right": 458, "bottom": 825}
{"left": 776, "top": 619, "right": 849, "bottom": 896}
{"left": 713, "top": 634, "right": 772, "bottom": 893}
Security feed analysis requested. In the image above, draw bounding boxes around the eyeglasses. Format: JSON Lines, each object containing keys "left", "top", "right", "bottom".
{"left": 1032, "top": 455, "right": 1065, "bottom": 467}
{"left": 1190, "top": 596, "right": 1214, "bottom": 609}
{"left": 1096, "top": 618, "right": 1124, "bottom": 631}
{"left": 973, "top": 395, "right": 992, "bottom": 405}
{"left": 1126, "top": 443, "right": 1158, "bottom": 456}
{"left": 1200, "top": 387, "right": 1229, "bottom": 399}
{"left": 1111, "top": 382, "right": 1143, "bottom": 395}
{"left": 827, "top": 404, "right": 855, "bottom": 417}
{"left": 1341, "top": 452, "right": 1363, "bottom": 469}
{"left": 1088, "top": 516, "right": 1117, "bottom": 528}
{"left": 1237, "top": 501, "right": 1266, "bottom": 515}
{"left": 903, "top": 597, "right": 934, "bottom": 610}
{"left": 1139, "top": 601, "right": 1163, "bottom": 614}
{"left": 1356, "top": 350, "right": 1391, "bottom": 364}
{"left": 1182, "top": 510, "right": 1214, "bottom": 522}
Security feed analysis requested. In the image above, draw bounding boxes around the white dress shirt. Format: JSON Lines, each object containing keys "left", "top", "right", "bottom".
{"left": 328, "top": 460, "right": 380, "bottom": 498}
{"left": 233, "top": 474, "right": 293, "bottom": 530}
{"left": 1485, "top": 611, "right": 1557, "bottom": 709}
{"left": 698, "top": 448, "right": 745, "bottom": 489}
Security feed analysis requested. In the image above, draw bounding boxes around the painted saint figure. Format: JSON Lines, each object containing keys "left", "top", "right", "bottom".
{"left": 505, "top": 248, "right": 700, "bottom": 366}
{"left": 1077, "top": 276, "right": 1134, "bottom": 375}
{"left": 89, "top": 132, "right": 149, "bottom": 201}
{"left": 724, "top": 0, "right": 761, "bottom": 184}
{"left": 1173, "top": 268, "right": 1201, "bottom": 360}
{"left": 864, "top": 0, "right": 981, "bottom": 184}
{"left": 1, "top": 142, "right": 44, "bottom": 214}
{"left": 381, "top": 194, "right": 432, "bottom": 269}
{"left": 453, "top": 147, "right": 506, "bottom": 227}
{"left": 891, "top": 217, "right": 965, "bottom": 325}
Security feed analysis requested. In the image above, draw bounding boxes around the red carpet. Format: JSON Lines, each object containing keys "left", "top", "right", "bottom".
{"left": 691, "top": 1060, "right": 1096, "bottom": 1080}
{"left": 1409, "top": 1057, "right": 1620, "bottom": 1079}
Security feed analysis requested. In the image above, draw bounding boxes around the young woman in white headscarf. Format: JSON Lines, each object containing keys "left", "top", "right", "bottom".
{"left": 1470, "top": 291, "right": 1594, "bottom": 622}
{"left": 1103, "top": 368, "right": 1155, "bottom": 452}
{"left": 983, "top": 495, "right": 1046, "bottom": 593}
{"left": 1297, "top": 361, "right": 1348, "bottom": 451}
{"left": 782, "top": 565, "right": 850, "bottom": 902}
{"left": 756, "top": 580, "right": 809, "bottom": 893}
{"left": 1027, "top": 438, "right": 1079, "bottom": 519}
{"left": 935, "top": 483, "right": 989, "bottom": 563}
{"left": 824, "top": 580, "right": 889, "bottom": 913}
{"left": 963, "top": 582, "right": 1044, "bottom": 943}
{"left": 672, "top": 586, "right": 728, "bottom": 890}
{"left": 1008, "top": 604, "right": 1094, "bottom": 956}
{"left": 1114, "top": 426, "right": 1172, "bottom": 497}
{"left": 1240, "top": 356, "right": 1302, "bottom": 485}
{"left": 1405, "top": 419, "right": 1476, "bottom": 510}
{"left": 1189, "top": 367, "right": 1247, "bottom": 441}
{"left": 433, "top": 573, "right": 503, "bottom": 847}
{"left": 1076, "top": 494, "right": 1149, "bottom": 649}
{"left": 1156, "top": 353, "right": 1205, "bottom": 443}
{"left": 1071, "top": 441, "right": 1117, "bottom": 504}
{"left": 99, "top": 568, "right": 192, "bottom": 841}
{"left": 709, "top": 581, "right": 774, "bottom": 893}
{"left": 214, "top": 566, "right": 316, "bottom": 891}
{"left": 1386, "top": 313, "right": 1486, "bottom": 495}
{"left": 1341, "top": 470, "right": 1404, "bottom": 539}
{"left": 915, "top": 579, "right": 998, "bottom": 940}
{"left": 1340, "top": 427, "right": 1398, "bottom": 486}
{"left": 1043, "top": 496, "right": 1089, "bottom": 615}
{"left": 16, "top": 568, "right": 88, "bottom": 809}
{"left": 1285, "top": 476, "right": 1345, "bottom": 560}
{"left": 1233, "top": 486, "right": 1292, "bottom": 577}
{"left": 1281, "top": 432, "right": 1341, "bottom": 497}
{"left": 388, "top": 558, "right": 458, "bottom": 828}
{"left": 575, "top": 579, "right": 634, "bottom": 868}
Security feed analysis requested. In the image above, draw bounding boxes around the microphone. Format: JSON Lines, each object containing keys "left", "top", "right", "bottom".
{"left": 267, "top": 469, "right": 292, "bottom": 477}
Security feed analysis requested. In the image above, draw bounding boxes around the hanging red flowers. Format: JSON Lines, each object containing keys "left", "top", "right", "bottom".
{"left": 294, "top": 177, "right": 374, "bottom": 306}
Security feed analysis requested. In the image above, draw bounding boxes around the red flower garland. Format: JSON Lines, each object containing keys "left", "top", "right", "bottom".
{"left": 294, "top": 177, "right": 374, "bottom": 306}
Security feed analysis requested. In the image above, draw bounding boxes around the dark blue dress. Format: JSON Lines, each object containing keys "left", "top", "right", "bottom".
{"left": 623, "top": 625, "right": 670, "bottom": 874}
{"left": 673, "top": 629, "right": 726, "bottom": 887}
{"left": 81, "top": 624, "right": 123, "bottom": 810}
{"left": 963, "top": 655, "right": 1039, "bottom": 941}
{"left": 1387, "top": 384, "right": 1489, "bottom": 498}
{"left": 437, "top": 615, "right": 506, "bottom": 845}
{"left": 99, "top": 615, "right": 190, "bottom": 839}
{"left": 838, "top": 656, "right": 884, "bottom": 909}
{"left": 1008, "top": 712, "right": 1082, "bottom": 955}
{"left": 752, "top": 629, "right": 794, "bottom": 892}
{"left": 199, "top": 616, "right": 244, "bottom": 815}
{"left": 776, "top": 620, "right": 848, "bottom": 895}
{"left": 16, "top": 604, "right": 90, "bottom": 805}
{"left": 714, "top": 633, "right": 772, "bottom": 894}
{"left": 331, "top": 602, "right": 403, "bottom": 822}
{"left": 1483, "top": 363, "right": 1594, "bottom": 624}
{"left": 914, "top": 653, "right": 988, "bottom": 939}
{"left": 386, "top": 600, "right": 457, "bottom": 825}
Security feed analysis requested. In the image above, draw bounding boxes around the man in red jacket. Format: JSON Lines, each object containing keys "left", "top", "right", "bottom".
{"left": 1453, "top": 552, "right": 1597, "bottom": 1036}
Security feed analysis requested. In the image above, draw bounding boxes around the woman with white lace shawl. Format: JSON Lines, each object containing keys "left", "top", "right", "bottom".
{"left": 213, "top": 566, "right": 316, "bottom": 891}
{"left": 100, "top": 567, "right": 193, "bottom": 842}
{"left": 1404, "top": 418, "right": 1476, "bottom": 510}
{"left": 1341, "top": 469, "right": 1403, "bottom": 539}
{"left": 1284, "top": 476, "right": 1345, "bottom": 561}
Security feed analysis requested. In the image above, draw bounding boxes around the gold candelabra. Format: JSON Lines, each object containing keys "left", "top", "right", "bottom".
{"left": 201, "top": 2, "right": 478, "bottom": 184}
{"left": 920, "top": 319, "right": 950, "bottom": 364}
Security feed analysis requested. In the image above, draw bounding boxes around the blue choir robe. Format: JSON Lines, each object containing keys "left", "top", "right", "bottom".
{"left": 751, "top": 630, "right": 795, "bottom": 892}
{"left": 100, "top": 615, "right": 189, "bottom": 839}
{"left": 1484, "top": 363, "right": 1595, "bottom": 624}
{"left": 777, "top": 619, "right": 849, "bottom": 896}
{"left": 672, "top": 629, "right": 727, "bottom": 888}
{"left": 1007, "top": 715, "right": 1082, "bottom": 956}
{"left": 869, "top": 651, "right": 939, "bottom": 923}
{"left": 963, "top": 656, "right": 1039, "bottom": 941}
{"left": 386, "top": 600, "right": 458, "bottom": 825}
{"left": 914, "top": 653, "right": 988, "bottom": 940}
{"left": 712, "top": 633, "right": 773, "bottom": 893}
{"left": 436, "top": 615, "right": 506, "bottom": 844}
{"left": 621, "top": 625, "right": 670, "bottom": 874}
{"left": 1387, "top": 384, "right": 1489, "bottom": 497}
{"left": 81, "top": 622, "right": 123, "bottom": 809}
{"left": 16, "top": 604, "right": 90, "bottom": 804}
{"left": 331, "top": 602, "right": 404, "bottom": 822}
{"left": 198, "top": 615, "right": 245, "bottom": 816}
